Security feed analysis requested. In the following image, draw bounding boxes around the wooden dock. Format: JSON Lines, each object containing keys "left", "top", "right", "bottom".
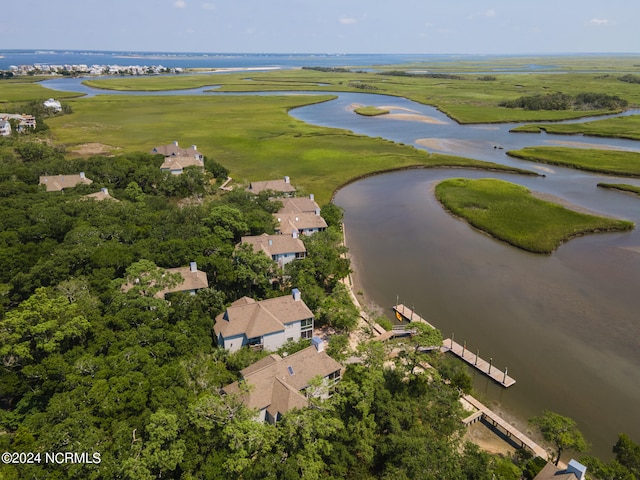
{"left": 462, "top": 395, "right": 547, "bottom": 459}
{"left": 393, "top": 304, "right": 437, "bottom": 328}
{"left": 393, "top": 304, "right": 515, "bottom": 387}
{"left": 441, "top": 337, "right": 515, "bottom": 387}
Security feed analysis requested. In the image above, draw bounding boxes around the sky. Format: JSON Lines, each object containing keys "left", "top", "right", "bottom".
{"left": 2, "top": 0, "right": 639, "bottom": 54}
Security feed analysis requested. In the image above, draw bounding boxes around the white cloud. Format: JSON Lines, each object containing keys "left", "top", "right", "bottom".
{"left": 174, "top": 0, "right": 186, "bottom": 8}
{"left": 201, "top": 2, "right": 215, "bottom": 10}
{"left": 338, "top": 17, "right": 357, "bottom": 25}
{"left": 484, "top": 9, "right": 496, "bottom": 18}
{"left": 589, "top": 18, "right": 609, "bottom": 26}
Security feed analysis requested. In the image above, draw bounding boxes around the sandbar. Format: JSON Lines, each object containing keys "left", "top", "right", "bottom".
{"left": 350, "top": 103, "right": 448, "bottom": 124}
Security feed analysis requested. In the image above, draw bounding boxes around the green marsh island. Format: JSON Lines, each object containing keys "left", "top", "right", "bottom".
{"left": 435, "top": 178, "right": 634, "bottom": 253}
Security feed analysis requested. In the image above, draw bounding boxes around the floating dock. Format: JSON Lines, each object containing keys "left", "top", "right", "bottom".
{"left": 393, "top": 304, "right": 515, "bottom": 388}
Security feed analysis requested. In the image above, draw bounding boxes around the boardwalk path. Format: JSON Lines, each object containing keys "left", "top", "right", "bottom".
{"left": 462, "top": 395, "right": 548, "bottom": 459}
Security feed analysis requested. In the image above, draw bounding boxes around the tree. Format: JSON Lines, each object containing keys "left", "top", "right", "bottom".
{"left": 529, "top": 410, "right": 589, "bottom": 465}
{"left": 121, "top": 259, "right": 181, "bottom": 299}
{"left": 613, "top": 433, "right": 640, "bottom": 478}
{"left": 0, "top": 287, "right": 90, "bottom": 368}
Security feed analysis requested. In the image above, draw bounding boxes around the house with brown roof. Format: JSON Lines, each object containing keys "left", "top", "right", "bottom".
{"left": 247, "top": 176, "right": 296, "bottom": 196}
{"left": 276, "top": 194, "right": 320, "bottom": 215}
{"left": 150, "top": 141, "right": 204, "bottom": 161}
{"left": 150, "top": 141, "right": 205, "bottom": 175}
{"left": 39, "top": 172, "right": 93, "bottom": 192}
{"left": 533, "top": 460, "right": 587, "bottom": 480}
{"left": 122, "top": 262, "right": 209, "bottom": 299}
{"left": 222, "top": 339, "right": 342, "bottom": 424}
{"left": 84, "top": 187, "right": 119, "bottom": 201}
{"left": 214, "top": 289, "right": 314, "bottom": 352}
{"left": 159, "top": 155, "right": 204, "bottom": 175}
{"left": 240, "top": 233, "right": 306, "bottom": 268}
{"left": 274, "top": 211, "right": 327, "bottom": 236}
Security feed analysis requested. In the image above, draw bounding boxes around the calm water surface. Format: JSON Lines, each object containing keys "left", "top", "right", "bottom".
{"left": 295, "top": 94, "right": 640, "bottom": 458}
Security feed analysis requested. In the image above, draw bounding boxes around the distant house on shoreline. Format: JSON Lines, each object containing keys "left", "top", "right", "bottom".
{"left": 39, "top": 172, "right": 93, "bottom": 192}
{"left": 247, "top": 176, "right": 296, "bottom": 196}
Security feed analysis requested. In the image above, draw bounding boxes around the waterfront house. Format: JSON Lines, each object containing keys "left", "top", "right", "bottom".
{"left": 222, "top": 339, "right": 342, "bottom": 424}
{"left": 39, "top": 172, "right": 93, "bottom": 192}
{"left": 121, "top": 262, "right": 209, "bottom": 299}
{"left": 274, "top": 211, "right": 327, "bottom": 236}
{"left": 247, "top": 176, "right": 296, "bottom": 196}
{"left": 533, "top": 460, "right": 587, "bottom": 480}
{"left": 276, "top": 194, "right": 321, "bottom": 215}
{"left": 214, "top": 289, "right": 314, "bottom": 352}
{"left": 159, "top": 155, "right": 205, "bottom": 175}
{"left": 150, "top": 141, "right": 204, "bottom": 161}
{"left": 240, "top": 233, "right": 306, "bottom": 268}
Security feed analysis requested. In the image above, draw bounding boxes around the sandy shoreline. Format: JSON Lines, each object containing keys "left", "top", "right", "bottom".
{"left": 350, "top": 103, "right": 449, "bottom": 125}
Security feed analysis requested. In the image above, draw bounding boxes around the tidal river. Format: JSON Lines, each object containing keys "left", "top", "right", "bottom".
{"left": 43, "top": 77, "right": 640, "bottom": 457}
{"left": 291, "top": 95, "right": 640, "bottom": 459}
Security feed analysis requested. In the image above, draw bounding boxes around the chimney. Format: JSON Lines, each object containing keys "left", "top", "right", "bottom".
{"left": 173, "top": 140, "right": 179, "bottom": 146}
{"left": 312, "top": 336, "right": 324, "bottom": 352}
{"left": 292, "top": 230, "right": 298, "bottom": 239}
{"left": 284, "top": 176, "right": 290, "bottom": 184}
{"left": 309, "top": 193, "right": 314, "bottom": 201}
{"left": 191, "top": 144, "right": 197, "bottom": 151}
{"left": 101, "top": 187, "right": 108, "bottom": 194}
{"left": 79, "top": 171, "right": 85, "bottom": 179}
{"left": 268, "top": 239, "right": 273, "bottom": 246}
{"left": 190, "top": 261, "right": 197, "bottom": 273}
{"left": 315, "top": 208, "right": 321, "bottom": 216}
{"left": 292, "top": 288, "right": 301, "bottom": 302}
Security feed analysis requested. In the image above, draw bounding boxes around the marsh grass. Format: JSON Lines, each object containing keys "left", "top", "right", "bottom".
{"left": 45, "top": 94, "right": 531, "bottom": 204}
{"left": 507, "top": 147, "right": 640, "bottom": 176}
{"left": 510, "top": 115, "right": 640, "bottom": 141}
{"left": 435, "top": 178, "right": 634, "bottom": 253}
{"left": 81, "top": 61, "right": 640, "bottom": 124}
{"left": 354, "top": 106, "right": 389, "bottom": 116}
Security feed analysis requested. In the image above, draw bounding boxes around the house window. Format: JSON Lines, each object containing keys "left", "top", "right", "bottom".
{"left": 300, "top": 318, "right": 313, "bottom": 339}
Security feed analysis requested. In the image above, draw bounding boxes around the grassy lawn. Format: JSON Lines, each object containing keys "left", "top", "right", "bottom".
{"left": 435, "top": 178, "right": 634, "bottom": 253}
{"left": 510, "top": 115, "right": 640, "bottom": 141}
{"left": 80, "top": 60, "right": 640, "bottom": 124}
{"left": 354, "top": 106, "right": 389, "bottom": 116}
{"left": 44, "top": 94, "right": 531, "bottom": 205}
{"left": 597, "top": 183, "right": 640, "bottom": 197}
{"left": 506, "top": 147, "right": 640, "bottom": 176}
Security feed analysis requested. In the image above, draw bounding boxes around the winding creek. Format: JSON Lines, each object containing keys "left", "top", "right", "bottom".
{"left": 43, "top": 78, "right": 640, "bottom": 457}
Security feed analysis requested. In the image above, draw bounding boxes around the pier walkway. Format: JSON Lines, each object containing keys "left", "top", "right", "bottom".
{"left": 393, "top": 304, "right": 515, "bottom": 387}
{"left": 462, "top": 395, "right": 547, "bottom": 459}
